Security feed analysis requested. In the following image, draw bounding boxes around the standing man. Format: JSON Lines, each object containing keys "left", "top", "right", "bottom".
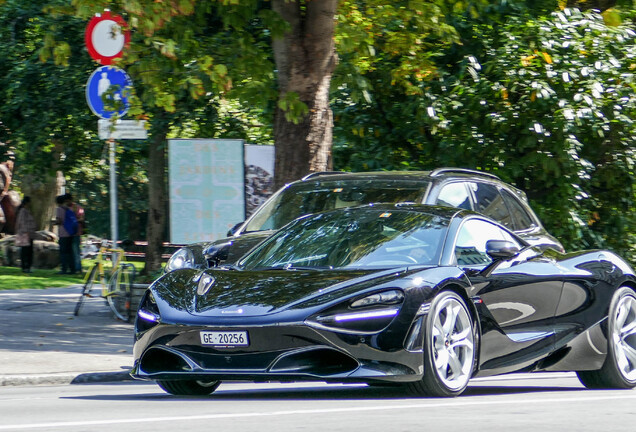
{"left": 0, "top": 150, "right": 15, "bottom": 233}
{"left": 54, "top": 195, "right": 75, "bottom": 274}
{"left": 66, "top": 193, "right": 85, "bottom": 274}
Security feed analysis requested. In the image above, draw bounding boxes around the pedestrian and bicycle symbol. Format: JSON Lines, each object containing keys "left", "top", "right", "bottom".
{"left": 85, "top": 66, "right": 132, "bottom": 119}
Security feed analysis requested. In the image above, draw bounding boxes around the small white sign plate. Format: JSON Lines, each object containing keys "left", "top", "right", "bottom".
{"left": 98, "top": 119, "right": 148, "bottom": 140}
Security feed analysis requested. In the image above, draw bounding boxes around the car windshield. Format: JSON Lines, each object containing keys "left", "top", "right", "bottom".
{"left": 240, "top": 207, "right": 449, "bottom": 270}
{"left": 242, "top": 178, "right": 429, "bottom": 233}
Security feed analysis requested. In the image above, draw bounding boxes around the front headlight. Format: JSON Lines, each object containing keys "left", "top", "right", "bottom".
{"left": 165, "top": 248, "right": 195, "bottom": 273}
{"left": 350, "top": 289, "right": 404, "bottom": 308}
{"left": 135, "top": 291, "right": 160, "bottom": 334}
{"left": 308, "top": 289, "right": 405, "bottom": 334}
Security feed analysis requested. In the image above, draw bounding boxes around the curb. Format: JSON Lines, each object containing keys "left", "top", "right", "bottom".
{"left": 0, "top": 369, "right": 134, "bottom": 387}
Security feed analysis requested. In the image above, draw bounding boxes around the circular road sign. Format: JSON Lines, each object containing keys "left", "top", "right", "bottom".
{"left": 85, "top": 11, "right": 130, "bottom": 65}
{"left": 86, "top": 66, "right": 133, "bottom": 119}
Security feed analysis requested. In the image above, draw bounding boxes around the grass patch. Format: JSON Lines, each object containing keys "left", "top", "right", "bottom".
{"left": 0, "top": 260, "right": 152, "bottom": 290}
{"left": 0, "top": 266, "right": 84, "bottom": 289}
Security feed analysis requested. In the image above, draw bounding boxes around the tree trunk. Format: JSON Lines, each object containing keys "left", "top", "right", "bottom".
{"left": 143, "top": 127, "right": 168, "bottom": 274}
{"left": 20, "top": 173, "right": 59, "bottom": 231}
{"left": 271, "top": 0, "right": 338, "bottom": 189}
{"left": 17, "top": 139, "right": 64, "bottom": 233}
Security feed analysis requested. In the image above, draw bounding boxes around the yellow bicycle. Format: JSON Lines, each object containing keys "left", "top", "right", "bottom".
{"left": 73, "top": 246, "right": 137, "bottom": 322}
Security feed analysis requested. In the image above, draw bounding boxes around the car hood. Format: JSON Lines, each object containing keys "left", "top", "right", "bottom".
{"left": 151, "top": 267, "right": 414, "bottom": 318}
{"left": 200, "top": 230, "right": 276, "bottom": 266}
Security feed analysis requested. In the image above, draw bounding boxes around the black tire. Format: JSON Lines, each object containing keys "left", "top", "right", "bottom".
{"left": 74, "top": 264, "right": 99, "bottom": 316}
{"left": 157, "top": 380, "right": 221, "bottom": 396}
{"left": 408, "top": 291, "right": 476, "bottom": 397}
{"left": 107, "top": 264, "right": 135, "bottom": 322}
{"left": 577, "top": 286, "right": 636, "bottom": 389}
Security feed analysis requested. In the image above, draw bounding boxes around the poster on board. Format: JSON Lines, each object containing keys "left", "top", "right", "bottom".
{"left": 244, "top": 144, "right": 275, "bottom": 217}
{"left": 168, "top": 139, "right": 245, "bottom": 244}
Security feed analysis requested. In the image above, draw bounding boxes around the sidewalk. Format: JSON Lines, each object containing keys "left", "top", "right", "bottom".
{"left": 0, "top": 285, "right": 135, "bottom": 386}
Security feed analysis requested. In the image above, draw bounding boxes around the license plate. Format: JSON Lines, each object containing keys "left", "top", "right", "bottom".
{"left": 200, "top": 331, "right": 249, "bottom": 347}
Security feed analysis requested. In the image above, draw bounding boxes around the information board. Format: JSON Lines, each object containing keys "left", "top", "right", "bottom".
{"left": 169, "top": 139, "right": 245, "bottom": 244}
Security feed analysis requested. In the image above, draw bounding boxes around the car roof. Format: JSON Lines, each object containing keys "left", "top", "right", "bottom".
{"left": 298, "top": 168, "right": 528, "bottom": 202}
{"left": 300, "top": 168, "right": 499, "bottom": 183}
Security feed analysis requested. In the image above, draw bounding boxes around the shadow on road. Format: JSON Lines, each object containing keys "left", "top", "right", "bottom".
{"left": 65, "top": 380, "right": 587, "bottom": 402}
{"left": 0, "top": 287, "right": 134, "bottom": 356}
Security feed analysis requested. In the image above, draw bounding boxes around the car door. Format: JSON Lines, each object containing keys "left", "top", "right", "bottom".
{"left": 451, "top": 217, "right": 564, "bottom": 376}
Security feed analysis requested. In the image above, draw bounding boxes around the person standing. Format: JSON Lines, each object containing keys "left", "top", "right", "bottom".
{"left": 0, "top": 151, "right": 15, "bottom": 233}
{"left": 66, "top": 193, "right": 85, "bottom": 274}
{"left": 15, "top": 196, "right": 36, "bottom": 273}
{"left": 54, "top": 195, "right": 75, "bottom": 274}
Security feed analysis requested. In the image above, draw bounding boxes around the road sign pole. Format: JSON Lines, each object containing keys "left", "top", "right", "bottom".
{"left": 109, "top": 138, "right": 118, "bottom": 250}
{"left": 85, "top": 11, "right": 132, "bottom": 253}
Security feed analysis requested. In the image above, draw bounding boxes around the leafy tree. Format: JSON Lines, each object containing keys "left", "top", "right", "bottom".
{"left": 62, "top": 0, "right": 457, "bottom": 272}
{"left": 0, "top": 0, "right": 163, "bottom": 258}
{"left": 67, "top": 1, "right": 459, "bottom": 187}
{"left": 334, "top": 6, "right": 636, "bottom": 263}
{"left": 62, "top": 1, "right": 277, "bottom": 272}
{"left": 0, "top": 0, "right": 97, "bottom": 229}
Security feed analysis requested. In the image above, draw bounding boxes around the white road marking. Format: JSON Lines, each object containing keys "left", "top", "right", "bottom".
{"left": 2, "top": 393, "right": 636, "bottom": 430}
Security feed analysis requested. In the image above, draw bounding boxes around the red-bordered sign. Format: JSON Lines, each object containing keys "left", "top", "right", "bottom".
{"left": 85, "top": 11, "right": 130, "bottom": 65}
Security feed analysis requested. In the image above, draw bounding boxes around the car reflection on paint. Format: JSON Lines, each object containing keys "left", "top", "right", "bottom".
{"left": 132, "top": 204, "right": 636, "bottom": 397}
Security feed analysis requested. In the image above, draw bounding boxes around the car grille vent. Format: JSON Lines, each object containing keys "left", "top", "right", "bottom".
{"left": 139, "top": 347, "right": 192, "bottom": 374}
{"left": 269, "top": 348, "right": 359, "bottom": 377}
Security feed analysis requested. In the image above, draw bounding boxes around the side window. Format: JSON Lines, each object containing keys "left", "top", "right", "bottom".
{"left": 469, "top": 182, "right": 513, "bottom": 228}
{"left": 454, "top": 219, "right": 515, "bottom": 266}
{"left": 435, "top": 183, "right": 472, "bottom": 210}
{"left": 501, "top": 189, "right": 536, "bottom": 231}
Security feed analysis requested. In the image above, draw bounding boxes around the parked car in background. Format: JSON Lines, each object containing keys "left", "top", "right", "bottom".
{"left": 134, "top": 204, "right": 636, "bottom": 397}
{"left": 165, "top": 168, "right": 564, "bottom": 273}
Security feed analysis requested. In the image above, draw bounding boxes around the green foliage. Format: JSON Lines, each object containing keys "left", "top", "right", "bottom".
{"left": 0, "top": 0, "right": 277, "bottom": 242}
{"left": 70, "top": 0, "right": 278, "bottom": 118}
{"left": 335, "top": 0, "right": 459, "bottom": 98}
{"left": 0, "top": 0, "right": 95, "bottom": 176}
{"left": 278, "top": 92, "right": 309, "bottom": 124}
{"left": 0, "top": 0, "right": 152, "bottom": 240}
{"left": 334, "top": 5, "right": 635, "bottom": 264}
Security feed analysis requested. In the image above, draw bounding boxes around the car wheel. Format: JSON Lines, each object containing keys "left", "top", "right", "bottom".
{"left": 157, "top": 379, "right": 221, "bottom": 396}
{"left": 408, "top": 291, "right": 475, "bottom": 397}
{"left": 577, "top": 286, "right": 636, "bottom": 389}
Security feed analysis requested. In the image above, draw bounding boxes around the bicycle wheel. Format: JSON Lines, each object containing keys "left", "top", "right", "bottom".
{"left": 106, "top": 263, "right": 136, "bottom": 322}
{"left": 74, "top": 264, "right": 99, "bottom": 316}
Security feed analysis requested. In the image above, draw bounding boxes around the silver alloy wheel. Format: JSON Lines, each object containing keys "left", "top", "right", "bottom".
{"left": 612, "top": 293, "right": 636, "bottom": 382}
{"left": 430, "top": 296, "right": 474, "bottom": 390}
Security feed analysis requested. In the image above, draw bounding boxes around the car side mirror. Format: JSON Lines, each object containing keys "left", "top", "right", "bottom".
{"left": 227, "top": 222, "right": 244, "bottom": 237}
{"left": 204, "top": 242, "right": 232, "bottom": 267}
{"left": 471, "top": 240, "right": 521, "bottom": 278}
{"left": 486, "top": 240, "right": 520, "bottom": 261}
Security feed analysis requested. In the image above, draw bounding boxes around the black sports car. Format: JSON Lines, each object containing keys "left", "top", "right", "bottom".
{"left": 132, "top": 204, "right": 636, "bottom": 397}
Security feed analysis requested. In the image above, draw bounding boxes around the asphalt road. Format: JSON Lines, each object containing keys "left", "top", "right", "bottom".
{"left": 1, "top": 374, "right": 636, "bottom": 432}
